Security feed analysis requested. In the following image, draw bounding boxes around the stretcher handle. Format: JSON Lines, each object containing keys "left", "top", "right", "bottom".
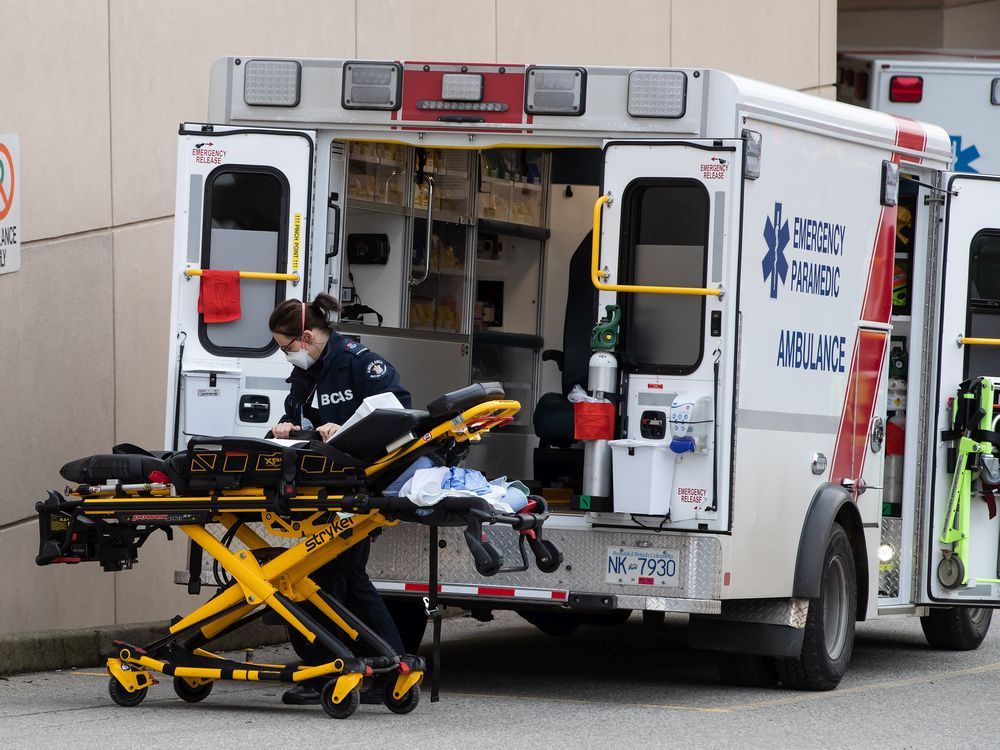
{"left": 184, "top": 268, "right": 300, "bottom": 283}
{"left": 591, "top": 193, "right": 723, "bottom": 298}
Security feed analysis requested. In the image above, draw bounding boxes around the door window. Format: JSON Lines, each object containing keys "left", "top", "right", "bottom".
{"left": 619, "top": 179, "right": 710, "bottom": 373}
{"left": 199, "top": 168, "right": 289, "bottom": 355}
{"left": 966, "top": 229, "right": 1000, "bottom": 377}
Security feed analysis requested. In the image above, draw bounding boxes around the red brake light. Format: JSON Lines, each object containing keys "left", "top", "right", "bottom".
{"left": 889, "top": 75, "right": 923, "bottom": 103}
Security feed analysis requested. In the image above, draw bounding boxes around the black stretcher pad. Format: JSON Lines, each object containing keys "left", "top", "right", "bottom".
{"left": 60, "top": 382, "right": 507, "bottom": 488}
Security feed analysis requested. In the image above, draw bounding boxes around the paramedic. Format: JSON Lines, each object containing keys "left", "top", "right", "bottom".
{"left": 269, "top": 292, "right": 408, "bottom": 705}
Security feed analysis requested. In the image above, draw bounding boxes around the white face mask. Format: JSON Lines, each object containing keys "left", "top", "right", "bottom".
{"left": 285, "top": 348, "right": 316, "bottom": 370}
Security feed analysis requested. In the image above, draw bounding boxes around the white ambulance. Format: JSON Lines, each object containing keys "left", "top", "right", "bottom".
{"left": 838, "top": 49, "right": 1000, "bottom": 174}
{"left": 166, "top": 56, "right": 1000, "bottom": 690}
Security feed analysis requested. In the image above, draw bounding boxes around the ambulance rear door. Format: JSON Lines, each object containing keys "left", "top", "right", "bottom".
{"left": 922, "top": 173, "right": 1000, "bottom": 604}
{"left": 165, "top": 123, "right": 316, "bottom": 449}
{"left": 594, "top": 139, "right": 742, "bottom": 532}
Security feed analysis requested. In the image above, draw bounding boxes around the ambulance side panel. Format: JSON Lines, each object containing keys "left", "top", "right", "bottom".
{"left": 869, "top": 62, "right": 1000, "bottom": 175}
{"left": 724, "top": 115, "right": 888, "bottom": 600}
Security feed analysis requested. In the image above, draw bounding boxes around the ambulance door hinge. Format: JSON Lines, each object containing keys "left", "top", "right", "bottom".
{"left": 923, "top": 193, "right": 946, "bottom": 206}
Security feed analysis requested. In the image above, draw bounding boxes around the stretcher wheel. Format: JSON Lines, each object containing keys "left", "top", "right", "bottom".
{"left": 938, "top": 555, "right": 966, "bottom": 589}
{"left": 320, "top": 681, "right": 360, "bottom": 719}
{"left": 108, "top": 677, "right": 148, "bottom": 708}
{"left": 384, "top": 683, "right": 421, "bottom": 715}
{"left": 173, "top": 676, "right": 213, "bottom": 703}
{"left": 474, "top": 542, "right": 504, "bottom": 577}
{"left": 532, "top": 539, "right": 563, "bottom": 573}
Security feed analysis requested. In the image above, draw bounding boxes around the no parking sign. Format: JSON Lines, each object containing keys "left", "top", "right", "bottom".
{"left": 0, "top": 133, "right": 19, "bottom": 274}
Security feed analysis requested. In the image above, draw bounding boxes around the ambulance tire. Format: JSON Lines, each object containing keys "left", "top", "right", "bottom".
{"left": 776, "top": 522, "right": 856, "bottom": 691}
{"left": 716, "top": 653, "right": 780, "bottom": 687}
{"left": 385, "top": 598, "right": 428, "bottom": 654}
{"left": 920, "top": 607, "right": 992, "bottom": 651}
{"left": 517, "top": 610, "right": 582, "bottom": 637}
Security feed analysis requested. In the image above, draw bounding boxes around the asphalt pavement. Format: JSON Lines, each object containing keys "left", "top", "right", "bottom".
{"left": 2, "top": 610, "right": 997, "bottom": 748}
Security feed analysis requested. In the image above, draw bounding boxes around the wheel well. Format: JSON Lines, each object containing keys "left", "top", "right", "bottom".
{"left": 834, "top": 503, "right": 869, "bottom": 622}
{"left": 793, "top": 483, "right": 869, "bottom": 621}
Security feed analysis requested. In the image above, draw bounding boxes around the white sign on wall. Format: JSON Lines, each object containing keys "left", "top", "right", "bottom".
{"left": 0, "top": 133, "right": 19, "bottom": 275}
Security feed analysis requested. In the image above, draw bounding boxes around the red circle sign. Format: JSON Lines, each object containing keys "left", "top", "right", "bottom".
{"left": 0, "top": 143, "right": 14, "bottom": 221}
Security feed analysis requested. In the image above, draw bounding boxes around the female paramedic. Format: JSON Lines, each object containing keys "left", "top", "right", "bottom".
{"left": 268, "top": 292, "right": 408, "bottom": 706}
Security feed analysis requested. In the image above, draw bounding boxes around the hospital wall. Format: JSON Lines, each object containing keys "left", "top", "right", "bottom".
{"left": 0, "top": 0, "right": 839, "bottom": 635}
{"left": 839, "top": 0, "right": 1000, "bottom": 48}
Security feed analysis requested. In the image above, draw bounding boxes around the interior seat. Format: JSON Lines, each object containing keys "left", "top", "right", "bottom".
{"left": 531, "top": 232, "right": 597, "bottom": 491}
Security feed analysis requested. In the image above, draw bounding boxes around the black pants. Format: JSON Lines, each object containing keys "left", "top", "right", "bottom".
{"left": 288, "top": 537, "right": 406, "bottom": 663}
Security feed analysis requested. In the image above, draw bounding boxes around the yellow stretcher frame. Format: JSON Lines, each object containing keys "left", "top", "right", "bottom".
{"left": 80, "top": 398, "right": 520, "bottom": 717}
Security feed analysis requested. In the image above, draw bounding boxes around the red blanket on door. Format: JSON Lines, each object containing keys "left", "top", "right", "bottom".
{"left": 197, "top": 269, "right": 242, "bottom": 323}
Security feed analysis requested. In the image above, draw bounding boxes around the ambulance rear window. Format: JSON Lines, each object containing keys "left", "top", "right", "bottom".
{"left": 199, "top": 167, "right": 290, "bottom": 356}
{"left": 619, "top": 179, "right": 709, "bottom": 373}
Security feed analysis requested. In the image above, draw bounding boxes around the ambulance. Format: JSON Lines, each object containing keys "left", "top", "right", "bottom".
{"left": 838, "top": 49, "right": 1000, "bottom": 174}
{"left": 166, "top": 56, "right": 1000, "bottom": 690}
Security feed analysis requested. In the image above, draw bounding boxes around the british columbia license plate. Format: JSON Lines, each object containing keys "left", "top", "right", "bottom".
{"left": 606, "top": 546, "right": 679, "bottom": 587}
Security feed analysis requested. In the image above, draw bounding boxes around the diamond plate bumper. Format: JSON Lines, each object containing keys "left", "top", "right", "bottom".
{"left": 365, "top": 520, "right": 723, "bottom": 609}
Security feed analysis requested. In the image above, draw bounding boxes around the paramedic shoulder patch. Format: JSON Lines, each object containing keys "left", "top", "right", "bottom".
{"left": 366, "top": 359, "right": 389, "bottom": 379}
{"left": 344, "top": 340, "right": 369, "bottom": 356}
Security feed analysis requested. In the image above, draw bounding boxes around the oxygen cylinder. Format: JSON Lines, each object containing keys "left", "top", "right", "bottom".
{"left": 582, "top": 351, "right": 618, "bottom": 500}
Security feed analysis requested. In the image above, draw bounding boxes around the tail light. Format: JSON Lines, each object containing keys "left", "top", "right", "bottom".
{"left": 889, "top": 75, "right": 923, "bottom": 103}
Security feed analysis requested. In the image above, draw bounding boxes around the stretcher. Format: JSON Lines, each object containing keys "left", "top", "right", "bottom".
{"left": 34, "top": 383, "right": 562, "bottom": 719}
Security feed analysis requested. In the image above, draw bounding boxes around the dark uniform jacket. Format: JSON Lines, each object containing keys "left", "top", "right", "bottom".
{"left": 279, "top": 333, "right": 411, "bottom": 428}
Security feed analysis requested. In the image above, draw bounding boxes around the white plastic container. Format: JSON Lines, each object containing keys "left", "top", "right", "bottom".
{"left": 183, "top": 370, "right": 241, "bottom": 437}
{"left": 609, "top": 439, "right": 675, "bottom": 516}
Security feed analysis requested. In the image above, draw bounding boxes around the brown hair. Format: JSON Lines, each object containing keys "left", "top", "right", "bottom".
{"left": 268, "top": 293, "right": 341, "bottom": 337}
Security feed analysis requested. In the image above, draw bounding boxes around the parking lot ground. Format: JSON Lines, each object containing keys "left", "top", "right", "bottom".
{"left": 2, "top": 609, "right": 998, "bottom": 748}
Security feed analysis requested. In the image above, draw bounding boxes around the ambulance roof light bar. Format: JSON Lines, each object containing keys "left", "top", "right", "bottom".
{"left": 627, "top": 70, "right": 687, "bottom": 118}
{"left": 525, "top": 66, "right": 587, "bottom": 116}
{"left": 243, "top": 59, "right": 302, "bottom": 107}
{"left": 342, "top": 61, "right": 402, "bottom": 111}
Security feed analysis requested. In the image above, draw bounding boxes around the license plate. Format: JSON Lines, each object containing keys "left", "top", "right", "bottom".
{"left": 606, "top": 546, "right": 679, "bottom": 587}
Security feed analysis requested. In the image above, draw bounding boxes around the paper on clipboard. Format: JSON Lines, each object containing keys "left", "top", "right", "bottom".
{"left": 331, "top": 392, "right": 405, "bottom": 441}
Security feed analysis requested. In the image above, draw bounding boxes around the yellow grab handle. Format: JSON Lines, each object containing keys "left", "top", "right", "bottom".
{"left": 590, "top": 193, "right": 723, "bottom": 298}
{"left": 185, "top": 269, "right": 300, "bottom": 283}
{"left": 958, "top": 336, "right": 1000, "bottom": 347}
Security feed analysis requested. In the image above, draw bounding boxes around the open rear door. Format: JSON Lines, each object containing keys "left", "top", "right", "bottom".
{"left": 924, "top": 173, "right": 1000, "bottom": 603}
{"left": 596, "top": 140, "right": 741, "bottom": 531}
{"left": 165, "top": 124, "right": 316, "bottom": 449}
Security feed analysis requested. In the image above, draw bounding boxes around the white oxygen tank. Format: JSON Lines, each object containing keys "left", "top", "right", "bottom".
{"left": 582, "top": 351, "right": 618, "bottom": 500}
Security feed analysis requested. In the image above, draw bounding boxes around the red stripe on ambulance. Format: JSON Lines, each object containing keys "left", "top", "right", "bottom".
{"left": 830, "top": 116, "right": 926, "bottom": 487}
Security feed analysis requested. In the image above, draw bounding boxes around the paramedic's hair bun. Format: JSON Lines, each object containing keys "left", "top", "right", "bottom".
{"left": 311, "top": 293, "right": 341, "bottom": 322}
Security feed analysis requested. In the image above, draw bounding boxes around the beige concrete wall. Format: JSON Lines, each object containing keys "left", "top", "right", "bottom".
{"left": 671, "top": 0, "right": 834, "bottom": 91}
{"left": 839, "top": 0, "right": 1000, "bottom": 48}
{"left": 2, "top": 0, "right": 840, "bottom": 637}
{"left": 0, "top": 0, "right": 112, "bottom": 241}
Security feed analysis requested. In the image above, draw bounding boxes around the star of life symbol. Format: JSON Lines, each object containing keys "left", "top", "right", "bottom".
{"left": 950, "top": 135, "right": 981, "bottom": 173}
{"left": 762, "top": 201, "right": 790, "bottom": 299}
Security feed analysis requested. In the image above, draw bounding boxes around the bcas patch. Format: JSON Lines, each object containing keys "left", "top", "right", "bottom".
{"left": 366, "top": 359, "right": 389, "bottom": 379}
